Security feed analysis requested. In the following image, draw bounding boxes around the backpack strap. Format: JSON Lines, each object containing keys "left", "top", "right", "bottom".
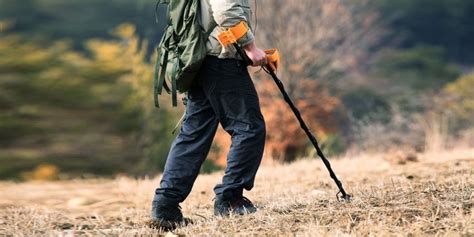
{"left": 153, "top": 50, "right": 161, "bottom": 107}
{"left": 154, "top": 47, "right": 178, "bottom": 108}
{"left": 170, "top": 52, "right": 179, "bottom": 107}
{"left": 153, "top": 47, "right": 168, "bottom": 108}
{"left": 153, "top": 0, "right": 172, "bottom": 108}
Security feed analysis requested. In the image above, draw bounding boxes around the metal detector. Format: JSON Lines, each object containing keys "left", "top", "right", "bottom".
{"left": 218, "top": 21, "right": 352, "bottom": 201}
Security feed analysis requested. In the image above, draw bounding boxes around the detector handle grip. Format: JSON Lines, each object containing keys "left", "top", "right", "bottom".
{"left": 218, "top": 21, "right": 280, "bottom": 71}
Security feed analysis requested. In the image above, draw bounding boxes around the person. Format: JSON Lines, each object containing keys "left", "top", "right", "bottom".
{"left": 151, "top": 0, "right": 267, "bottom": 228}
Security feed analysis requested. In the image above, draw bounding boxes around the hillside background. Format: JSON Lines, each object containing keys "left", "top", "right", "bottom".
{"left": 0, "top": 0, "right": 473, "bottom": 180}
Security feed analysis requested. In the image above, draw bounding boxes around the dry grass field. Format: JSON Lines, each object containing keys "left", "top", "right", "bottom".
{"left": 0, "top": 149, "right": 473, "bottom": 236}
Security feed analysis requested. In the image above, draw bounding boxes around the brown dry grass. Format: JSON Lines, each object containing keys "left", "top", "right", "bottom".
{"left": 0, "top": 149, "right": 473, "bottom": 236}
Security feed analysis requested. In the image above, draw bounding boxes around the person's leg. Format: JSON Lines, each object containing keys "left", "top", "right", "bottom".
{"left": 153, "top": 80, "right": 219, "bottom": 207}
{"left": 200, "top": 57, "right": 266, "bottom": 201}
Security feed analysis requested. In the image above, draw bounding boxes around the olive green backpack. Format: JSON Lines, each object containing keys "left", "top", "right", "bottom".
{"left": 153, "top": 0, "right": 214, "bottom": 107}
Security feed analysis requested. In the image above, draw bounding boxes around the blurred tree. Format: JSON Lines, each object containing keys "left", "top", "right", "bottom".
{"left": 0, "top": 0, "right": 165, "bottom": 54}
{"left": 255, "top": 0, "right": 384, "bottom": 91}
{"left": 442, "top": 73, "right": 474, "bottom": 146}
{"left": 0, "top": 23, "right": 177, "bottom": 179}
{"left": 259, "top": 80, "right": 344, "bottom": 161}
{"left": 368, "top": 46, "right": 460, "bottom": 112}
{"left": 414, "top": 73, "right": 474, "bottom": 152}
{"left": 103, "top": 24, "right": 181, "bottom": 174}
{"left": 443, "top": 73, "right": 474, "bottom": 123}
{"left": 211, "top": 0, "right": 383, "bottom": 162}
{"left": 377, "top": 0, "right": 474, "bottom": 63}
{"left": 341, "top": 87, "right": 391, "bottom": 124}
{"left": 372, "top": 47, "right": 459, "bottom": 91}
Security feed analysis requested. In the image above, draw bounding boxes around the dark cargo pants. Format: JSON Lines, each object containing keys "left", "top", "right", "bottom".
{"left": 153, "top": 56, "right": 266, "bottom": 205}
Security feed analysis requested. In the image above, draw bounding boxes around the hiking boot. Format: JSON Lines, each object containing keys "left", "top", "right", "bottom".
{"left": 214, "top": 196, "right": 257, "bottom": 216}
{"left": 150, "top": 202, "right": 191, "bottom": 230}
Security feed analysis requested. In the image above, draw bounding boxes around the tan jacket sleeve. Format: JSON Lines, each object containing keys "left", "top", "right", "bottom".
{"left": 209, "top": 0, "right": 254, "bottom": 46}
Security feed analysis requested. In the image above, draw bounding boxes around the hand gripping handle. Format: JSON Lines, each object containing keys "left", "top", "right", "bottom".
{"left": 218, "top": 21, "right": 281, "bottom": 71}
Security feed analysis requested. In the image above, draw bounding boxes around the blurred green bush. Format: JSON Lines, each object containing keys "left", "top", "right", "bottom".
{"left": 0, "top": 24, "right": 180, "bottom": 180}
